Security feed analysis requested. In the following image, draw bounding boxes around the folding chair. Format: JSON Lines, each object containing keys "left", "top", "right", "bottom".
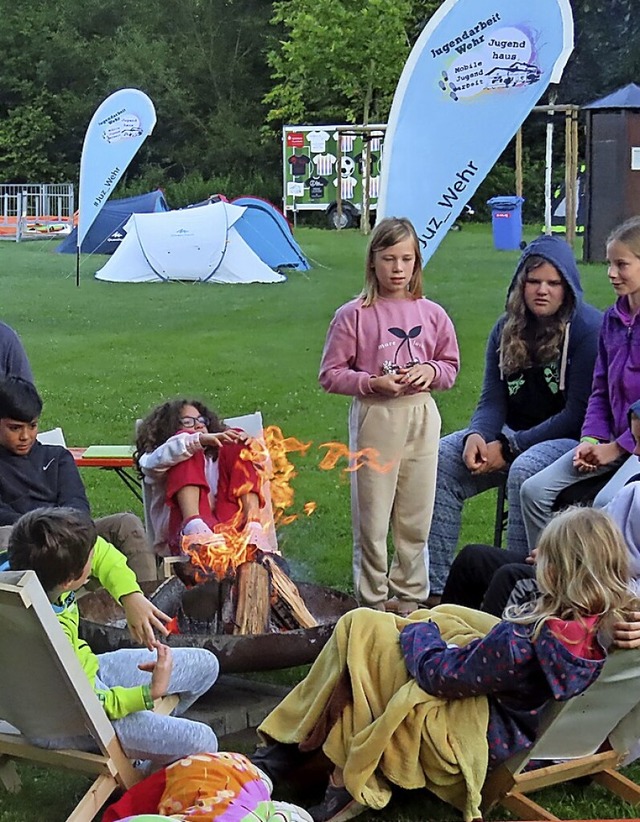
{"left": 224, "top": 411, "right": 278, "bottom": 553}
{"left": 482, "top": 646, "right": 640, "bottom": 820}
{"left": 0, "top": 569, "right": 140, "bottom": 822}
{"left": 36, "top": 427, "right": 67, "bottom": 446}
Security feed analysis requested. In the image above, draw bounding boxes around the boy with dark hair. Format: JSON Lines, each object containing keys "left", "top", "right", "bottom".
{"left": 8, "top": 507, "right": 219, "bottom": 765}
{"left": 0, "top": 376, "right": 157, "bottom": 582}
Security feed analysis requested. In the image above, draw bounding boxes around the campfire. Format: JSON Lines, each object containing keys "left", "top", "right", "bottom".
{"left": 167, "top": 426, "right": 322, "bottom": 637}
{"left": 172, "top": 536, "right": 317, "bottom": 637}
{"left": 77, "top": 425, "right": 394, "bottom": 671}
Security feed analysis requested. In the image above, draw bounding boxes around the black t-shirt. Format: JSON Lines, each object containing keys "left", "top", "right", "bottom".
{"left": 505, "top": 361, "right": 565, "bottom": 431}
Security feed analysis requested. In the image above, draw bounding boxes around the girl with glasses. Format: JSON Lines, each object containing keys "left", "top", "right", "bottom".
{"left": 135, "top": 398, "right": 268, "bottom": 556}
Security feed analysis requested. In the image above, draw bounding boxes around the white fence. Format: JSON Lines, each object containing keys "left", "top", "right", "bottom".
{"left": 0, "top": 183, "right": 74, "bottom": 241}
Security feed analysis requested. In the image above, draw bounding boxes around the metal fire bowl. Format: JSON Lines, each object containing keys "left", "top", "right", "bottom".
{"left": 78, "top": 576, "right": 357, "bottom": 674}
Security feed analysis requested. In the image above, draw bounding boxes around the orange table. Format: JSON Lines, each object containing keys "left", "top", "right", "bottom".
{"left": 69, "top": 448, "right": 142, "bottom": 502}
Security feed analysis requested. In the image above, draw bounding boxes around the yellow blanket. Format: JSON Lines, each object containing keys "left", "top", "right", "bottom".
{"left": 258, "top": 604, "right": 500, "bottom": 821}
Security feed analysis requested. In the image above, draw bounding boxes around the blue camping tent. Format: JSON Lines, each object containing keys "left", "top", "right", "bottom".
{"left": 57, "top": 189, "right": 169, "bottom": 254}
{"left": 231, "top": 196, "right": 310, "bottom": 271}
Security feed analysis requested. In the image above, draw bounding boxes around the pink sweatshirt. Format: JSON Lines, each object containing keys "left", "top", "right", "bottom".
{"left": 319, "top": 296, "right": 460, "bottom": 396}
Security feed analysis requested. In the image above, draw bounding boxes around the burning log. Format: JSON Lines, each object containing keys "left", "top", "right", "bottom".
{"left": 263, "top": 555, "right": 318, "bottom": 630}
{"left": 233, "top": 560, "right": 270, "bottom": 635}
{"left": 177, "top": 527, "right": 319, "bottom": 636}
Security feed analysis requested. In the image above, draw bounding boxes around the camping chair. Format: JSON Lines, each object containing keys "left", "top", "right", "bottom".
{"left": 481, "top": 646, "right": 640, "bottom": 820}
{"left": 0, "top": 569, "right": 178, "bottom": 822}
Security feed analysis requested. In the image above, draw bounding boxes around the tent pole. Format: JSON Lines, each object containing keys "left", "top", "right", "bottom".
{"left": 76, "top": 248, "right": 80, "bottom": 287}
{"left": 515, "top": 128, "right": 523, "bottom": 198}
{"left": 544, "top": 91, "right": 557, "bottom": 235}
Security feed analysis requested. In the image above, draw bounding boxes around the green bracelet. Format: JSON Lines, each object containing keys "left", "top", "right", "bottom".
{"left": 580, "top": 436, "right": 599, "bottom": 445}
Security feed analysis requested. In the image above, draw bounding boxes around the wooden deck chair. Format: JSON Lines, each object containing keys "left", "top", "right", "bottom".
{"left": 224, "top": 411, "right": 278, "bottom": 554}
{"left": 36, "top": 427, "right": 67, "bottom": 446}
{"left": 482, "top": 646, "right": 640, "bottom": 820}
{"left": 0, "top": 569, "right": 140, "bottom": 822}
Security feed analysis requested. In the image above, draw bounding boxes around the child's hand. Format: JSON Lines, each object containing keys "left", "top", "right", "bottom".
{"left": 574, "top": 441, "right": 624, "bottom": 472}
{"left": 612, "top": 612, "right": 640, "bottom": 648}
{"left": 199, "top": 429, "right": 250, "bottom": 448}
{"left": 138, "top": 641, "right": 174, "bottom": 700}
{"left": 483, "top": 440, "right": 507, "bottom": 473}
{"left": 121, "top": 591, "right": 171, "bottom": 650}
{"left": 399, "top": 363, "right": 436, "bottom": 391}
{"left": 573, "top": 442, "right": 599, "bottom": 472}
{"left": 462, "top": 434, "right": 488, "bottom": 472}
{"left": 370, "top": 373, "right": 406, "bottom": 397}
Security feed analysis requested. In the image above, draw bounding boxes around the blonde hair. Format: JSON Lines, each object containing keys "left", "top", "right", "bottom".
{"left": 506, "top": 507, "right": 636, "bottom": 639}
{"left": 360, "top": 217, "right": 423, "bottom": 307}
{"left": 607, "top": 216, "right": 640, "bottom": 258}
{"left": 500, "top": 256, "right": 574, "bottom": 375}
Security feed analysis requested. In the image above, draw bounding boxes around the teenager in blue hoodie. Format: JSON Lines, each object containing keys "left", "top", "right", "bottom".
{"left": 427, "top": 236, "right": 602, "bottom": 601}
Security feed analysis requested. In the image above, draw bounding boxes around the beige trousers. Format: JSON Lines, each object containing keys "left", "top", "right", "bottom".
{"left": 349, "top": 392, "right": 441, "bottom": 607}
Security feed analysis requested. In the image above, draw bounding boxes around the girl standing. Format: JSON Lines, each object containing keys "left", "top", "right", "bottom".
{"left": 521, "top": 217, "right": 640, "bottom": 548}
{"left": 319, "top": 217, "right": 459, "bottom": 614}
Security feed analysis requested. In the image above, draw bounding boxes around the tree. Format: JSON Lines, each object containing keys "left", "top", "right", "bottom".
{"left": 560, "top": 0, "right": 639, "bottom": 105}
{"left": 265, "top": 0, "right": 423, "bottom": 126}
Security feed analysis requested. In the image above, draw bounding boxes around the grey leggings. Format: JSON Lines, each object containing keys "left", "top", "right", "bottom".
{"left": 31, "top": 647, "right": 219, "bottom": 766}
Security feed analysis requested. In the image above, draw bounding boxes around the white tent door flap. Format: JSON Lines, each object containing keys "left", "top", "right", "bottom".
{"left": 136, "top": 204, "right": 228, "bottom": 280}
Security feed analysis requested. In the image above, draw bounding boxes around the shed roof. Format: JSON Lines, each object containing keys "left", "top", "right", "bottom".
{"left": 583, "top": 83, "right": 640, "bottom": 110}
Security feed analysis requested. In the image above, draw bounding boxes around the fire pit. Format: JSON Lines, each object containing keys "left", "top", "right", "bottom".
{"left": 78, "top": 575, "right": 356, "bottom": 673}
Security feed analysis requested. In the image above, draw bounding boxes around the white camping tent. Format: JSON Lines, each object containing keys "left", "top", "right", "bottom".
{"left": 94, "top": 202, "right": 286, "bottom": 284}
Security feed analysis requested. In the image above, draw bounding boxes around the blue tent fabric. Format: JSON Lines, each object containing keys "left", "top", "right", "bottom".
{"left": 231, "top": 196, "right": 310, "bottom": 271}
{"left": 583, "top": 83, "right": 640, "bottom": 110}
{"left": 57, "top": 190, "right": 169, "bottom": 254}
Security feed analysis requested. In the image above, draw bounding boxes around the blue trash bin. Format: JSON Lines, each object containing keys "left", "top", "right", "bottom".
{"left": 487, "top": 196, "right": 525, "bottom": 251}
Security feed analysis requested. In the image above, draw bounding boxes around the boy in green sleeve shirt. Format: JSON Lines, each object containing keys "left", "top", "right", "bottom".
{"left": 8, "top": 507, "right": 219, "bottom": 765}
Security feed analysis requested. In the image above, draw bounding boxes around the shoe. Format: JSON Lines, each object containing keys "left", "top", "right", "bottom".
{"left": 308, "top": 783, "right": 366, "bottom": 822}
{"left": 250, "top": 742, "right": 332, "bottom": 792}
{"left": 384, "top": 597, "right": 418, "bottom": 616}
{"left": 425, "top": 594, "right": 442, "bottom": 608}
{"left": 250, "top": 741, "right": 301, "bottom": 784}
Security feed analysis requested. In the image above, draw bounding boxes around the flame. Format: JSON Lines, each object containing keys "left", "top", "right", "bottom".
{"left": 318, "top": 442, "right": 396, "bottom": 473}
{"left": 261, "top": 425, "right": 313, "bottom": 526}
{"left": 178, "top": 428, "right": 394, "bottom": 583}
{"left": 181, "top": 517, "right": 256, "bottom": 584}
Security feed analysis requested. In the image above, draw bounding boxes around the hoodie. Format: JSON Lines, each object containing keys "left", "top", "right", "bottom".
{"left": 400, "top": 616, "right": 604, "bottom": 770}
{"left": 581, "top": 297, "right": 640, "bottom": 453}
{"left": 468, "top": 235, "right": 603, "bottom": 454}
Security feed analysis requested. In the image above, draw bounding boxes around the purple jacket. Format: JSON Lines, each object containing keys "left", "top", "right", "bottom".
{"left": 400, "top": 619, "right": 604, "bottom": 769}
{"left": 581, "top": 298, "right": 640, "bottom": 453}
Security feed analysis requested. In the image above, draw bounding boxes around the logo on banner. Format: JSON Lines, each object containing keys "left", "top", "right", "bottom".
{"left": 101, "top": 112, "right": 144, "bottom": 143}
{"left": 435, "top": 20, "right": 542, "bottom": 100}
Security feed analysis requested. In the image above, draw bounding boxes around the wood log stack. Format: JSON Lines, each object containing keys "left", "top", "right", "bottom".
{"left": 176, "top": 550, "right": 318, "bottom": 636}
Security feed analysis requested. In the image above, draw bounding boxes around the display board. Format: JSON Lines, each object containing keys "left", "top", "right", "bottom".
{"left": 282, "top": 125, "right": 386, "bottom": 215}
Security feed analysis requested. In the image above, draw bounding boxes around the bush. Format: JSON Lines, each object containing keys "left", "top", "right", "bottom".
{"left": 117, "top": 168, "right": 282, "bottom": 209}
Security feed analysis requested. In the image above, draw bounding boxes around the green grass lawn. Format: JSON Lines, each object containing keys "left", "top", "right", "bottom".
{"left": 1, "top": 225, "right": 635, "bottom": 821}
